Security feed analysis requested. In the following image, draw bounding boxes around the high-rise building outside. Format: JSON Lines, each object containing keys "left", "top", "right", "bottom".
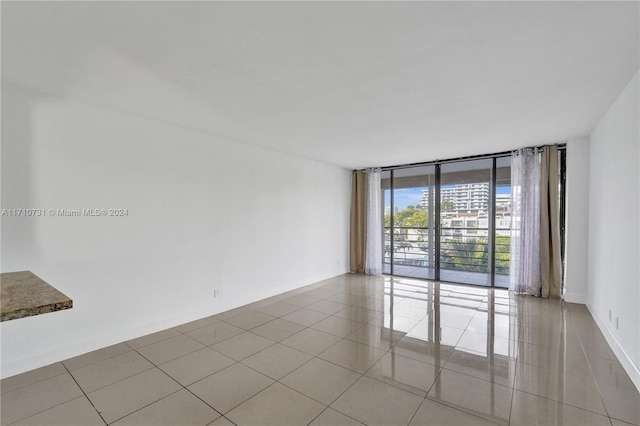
{"left": 439, "top": 182, "right": 490, "bottom": 213}
{"left": 419, "top": 183, "right": 511, "bottom": 215}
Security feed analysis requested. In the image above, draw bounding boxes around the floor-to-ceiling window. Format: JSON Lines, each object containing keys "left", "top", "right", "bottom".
{"left": 382, "top": 166, "right": 436, "bottom": 279}
{"left": 381, "top": 148, "right": 565, "bottom": 288}
{"left": 439, "top": 159, "right": 493, "bottom": 286}
{"left": 382, "top": 154, "right": 514, "bottom": 287}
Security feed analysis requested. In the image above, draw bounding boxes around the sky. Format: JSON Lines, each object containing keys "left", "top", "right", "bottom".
{"left": 385, "top": 186, "right": 511, "bottom": 211}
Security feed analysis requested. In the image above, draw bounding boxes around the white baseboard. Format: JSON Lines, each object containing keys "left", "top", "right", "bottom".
{"left": 563, "top": 292, "right": 588, "bottom": 304}
{"left": 587, "top": 304, "right": 640, "bottom": 391}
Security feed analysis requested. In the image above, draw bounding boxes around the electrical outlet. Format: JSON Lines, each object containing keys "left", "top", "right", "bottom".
{"left": 609, "top": 310, "right": 612, "bottom": 321}
{"left": 213, "top": 289, "right": 219, "bottom": 299}
{"left": 616, "top": 317, "right": 619, "bottom": 330}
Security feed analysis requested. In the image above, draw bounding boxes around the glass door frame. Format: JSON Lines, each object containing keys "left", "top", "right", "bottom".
{"left": 382, "top": 147, "right": 566, "bottom": 288}
{"left": 386, "top": 160, "right": 501, "bottom": 287}
{"left": 384, "top": 166, "right": 436, "bottom": 280}
{"left": 436, "top": 159, "right": 495, "bottom": 286}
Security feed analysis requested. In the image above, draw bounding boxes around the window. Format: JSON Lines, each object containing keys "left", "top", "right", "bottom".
{"left": 379, "top": 148, "right": 565, "bottom": 288}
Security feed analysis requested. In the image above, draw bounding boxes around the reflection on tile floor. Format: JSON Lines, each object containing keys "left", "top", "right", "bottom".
{"left": 2, "top": 274, "right": 639, "bottom": 425}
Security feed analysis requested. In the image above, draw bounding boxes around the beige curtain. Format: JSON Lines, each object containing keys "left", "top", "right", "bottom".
{"left": 350, "top": 170, "right": 366, "bottom": 273}
{"left": 540, "top": 146, "right": 562, "bottom": 298}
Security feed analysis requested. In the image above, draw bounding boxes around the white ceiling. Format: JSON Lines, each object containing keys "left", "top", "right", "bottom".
{"left": 2, "top": 1, "right": 639, "bottom": 169}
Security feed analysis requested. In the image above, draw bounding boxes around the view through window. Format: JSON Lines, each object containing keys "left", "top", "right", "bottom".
{"left": 381, "top": 157, "right": 513, "bottom": 288}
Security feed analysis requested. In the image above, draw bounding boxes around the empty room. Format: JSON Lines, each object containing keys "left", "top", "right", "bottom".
{"left": 1, "top": 1, "right": 638, "bottom": 425}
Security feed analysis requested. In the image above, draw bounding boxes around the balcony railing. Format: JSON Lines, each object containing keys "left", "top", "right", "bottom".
{"left": 384, "top": 226, "right": 511, "bottom": 276}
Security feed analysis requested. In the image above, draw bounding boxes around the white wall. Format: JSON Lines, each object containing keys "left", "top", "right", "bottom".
{"left": 587, "top": 70, "right": 639, "bottom": 387}
{"left": 0, "top": 83, "right": 351, "bottom": 378}
{"left": 563, "top": 137, "right": 590, "bottom": 303}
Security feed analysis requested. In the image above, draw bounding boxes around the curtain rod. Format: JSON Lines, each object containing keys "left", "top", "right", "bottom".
{"left": 359, "top": 143, "right": 566, "bottom": 172}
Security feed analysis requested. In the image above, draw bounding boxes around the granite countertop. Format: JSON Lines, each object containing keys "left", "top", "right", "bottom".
{"left": 1, "top": 271, "right": 73, "bottom": 322}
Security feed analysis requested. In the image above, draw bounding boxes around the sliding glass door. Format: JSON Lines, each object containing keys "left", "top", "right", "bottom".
{"left": 382, "top": 166, "right": 436, "bottom": 279}
{"left": 439, "top": 159, "right": 492, "bottom": 286}
{"left": 382, "top": 157, "right": 513, "bottom": 287}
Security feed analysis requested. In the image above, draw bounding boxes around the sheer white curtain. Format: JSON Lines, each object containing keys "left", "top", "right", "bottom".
{"left": 365, "top": 168, "right": 382, "bottom": 275}
{"left": 509, "top": 148, "right": 541, "bottom": 295}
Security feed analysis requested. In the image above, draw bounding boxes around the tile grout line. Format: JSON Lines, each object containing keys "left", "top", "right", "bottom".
{"left": 180, "top": 306, "right": 350, "bottom": 422}
{"left": 273, "top": 291, "right": 429, "bottom": 424}
{"left": 507, "top": 352, "right": 518, "bottom": 426}
{"left": 3, "top": 368, "right": 107, "bottom": 426}
{"left": 198, "top": 286, "right": 407, "bottom": 424}
{"left": 564, "top": 302, "right": 615, "bottom": 423}
{"left": 0, "top": 368, "right": 68, "bottom": 398}
{"left": 115, "top": 346, "right": 224, "bottom": 425}
{"left": 60, "top": 362, "right": 109, "bottom": 426}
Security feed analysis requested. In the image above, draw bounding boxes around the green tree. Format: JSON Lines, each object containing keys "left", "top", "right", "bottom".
{"left": 385, "top": 205, "right": 434, "bottom": 265}
{"left": 384, "top": 205, "right": 429, "bottom": 229}
{"left": 495, "top": 235, "right": 511, "bottom": 275}
{"left": 385, "top": 205, "right": 430, "bottom": 248}
{"left": 441, "top": 238, "right": 488, "bottom": 272}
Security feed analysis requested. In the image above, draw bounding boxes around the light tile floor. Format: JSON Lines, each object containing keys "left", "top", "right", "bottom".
{"left": 2, "top": 274, "right": 639, "bottom": 426}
